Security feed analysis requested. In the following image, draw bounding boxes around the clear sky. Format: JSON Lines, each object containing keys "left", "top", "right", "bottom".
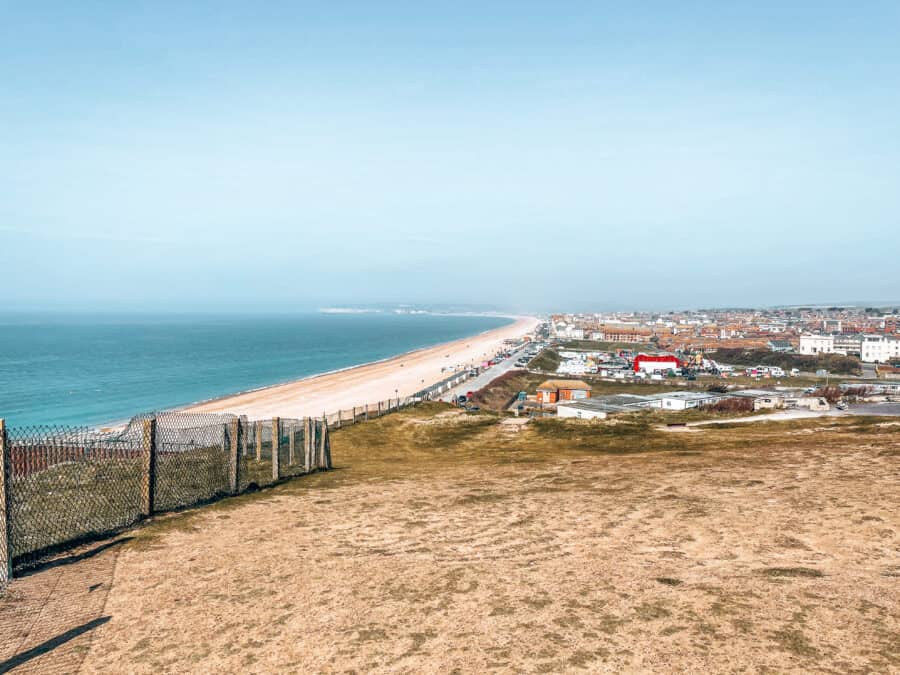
{"left": 2, "top": 1, "right": 899, "bottom": 312}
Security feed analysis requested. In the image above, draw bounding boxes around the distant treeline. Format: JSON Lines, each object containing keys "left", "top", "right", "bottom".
{"left": 711, "top": 348, "right": 862, "bottom": 375}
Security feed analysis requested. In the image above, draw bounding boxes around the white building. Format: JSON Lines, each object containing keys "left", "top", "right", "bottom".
{"left": 833, "top": 334, "right": 862, "bottom": 356}
{"left": 556, "top": 400, "right": 610, "bottom": 420}
{"left": 799, "top": 334, "right": 834, "bottom": 355}
{"left": 557, "top": 360, "right": 587, "bottom": 375}
{"left": 633, "top": 355, "right": 680, "bottom": 374}
{"left": 860, "top": 335, "right": 900, "bottom": 363}
{"left": 649, "top": 392, "right": 723, "bottom": 410}
{"left": 730, "top": 389, "right": 786, "bottom": 410}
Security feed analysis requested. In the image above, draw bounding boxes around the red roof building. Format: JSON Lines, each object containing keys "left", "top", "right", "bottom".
{"left": 633, "top": 354, "right": 681, "bottom": 373}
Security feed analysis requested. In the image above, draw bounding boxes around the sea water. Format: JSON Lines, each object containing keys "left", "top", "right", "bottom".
{"left": 0, "top": 312, "right": 511, "bottom": 427}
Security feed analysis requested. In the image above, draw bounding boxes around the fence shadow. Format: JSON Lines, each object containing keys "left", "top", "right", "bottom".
{"left": 0, "top": 616, "right": 110, "bottom": 674}
{"left": 16, "top": 537, "right": 133, "bottom": 578}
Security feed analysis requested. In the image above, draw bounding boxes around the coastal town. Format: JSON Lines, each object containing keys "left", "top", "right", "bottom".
{"left": 432, "top": 307, "right": 900, "bottom": 427}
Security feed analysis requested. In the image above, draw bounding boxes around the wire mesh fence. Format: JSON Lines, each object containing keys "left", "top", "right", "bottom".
{"left": 0, "top": 411, "right": 333, "bottom": 577}
{"left": 0, "top": 378, "right": 460, "bottom": 580}
{"left": 3, "top": 423, "right": 145, "bottom": 573}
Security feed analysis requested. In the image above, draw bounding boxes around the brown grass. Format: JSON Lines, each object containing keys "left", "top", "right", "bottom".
{"left": 1, "top": 406, "right": 898, "bottom": 673}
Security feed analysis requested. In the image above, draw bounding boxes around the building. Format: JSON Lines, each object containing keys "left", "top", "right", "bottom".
{"left": 594, "top": 393, "right": 657, "bottom": 408}
{"left": 860, "top": 335, "right": 900, "bottom": 363}
{"left": 729, "top": 389, "right": 786, "bottom": 410}
{"left": 840, "top": 380, "right": 900, "bottom": 395}
{"left": 536, "top": 380, "right": 592, "bottom": 404}
{"left": 833, "top": 334, "right": 862, "bottom": 356}
{"left": 633, "top": 354, "right": 680, "bottom": 374}
{"left": 556, "top": 400, "right": 618, "bottom": 419}
{"left": 767, "top": 340, "right": 794, "bottom": 353}
{"left": 649, "top": 391, "right": 724, "bottom": 410}
{"left": 799, "top": 334, "right": 834, "bottom": 355}
{"left": 597, "top": 326, "right": 654, "bottom": 343}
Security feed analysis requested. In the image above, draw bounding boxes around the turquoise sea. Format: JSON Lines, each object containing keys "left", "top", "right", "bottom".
{"left": 0, "top": 313, "right": 512, "bottom": 428}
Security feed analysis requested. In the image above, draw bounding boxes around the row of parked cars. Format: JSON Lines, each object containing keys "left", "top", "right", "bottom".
{"left": 515, "top": 344, "right": 543, "bottom": 368}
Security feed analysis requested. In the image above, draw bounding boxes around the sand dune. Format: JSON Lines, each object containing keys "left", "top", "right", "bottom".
{"left": 183, "top": 316, "right": 540, "bottom": 419}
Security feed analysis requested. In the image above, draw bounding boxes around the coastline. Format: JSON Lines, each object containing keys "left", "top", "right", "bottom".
{"left": 180, "top": 315, "right": 539, "bottom": 420}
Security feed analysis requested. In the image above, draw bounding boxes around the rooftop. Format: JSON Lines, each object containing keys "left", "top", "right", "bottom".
{"left": 644, "top": 391, "right": 724, "bottom": 402}
{"left": 730, "top": 389, "right": 786, "bottom": 398}
{"left": 594, "top": 394, "right": 655, "bottom": 407}
{"left": 537, "top": 379, "right": 592, "bottom": 391}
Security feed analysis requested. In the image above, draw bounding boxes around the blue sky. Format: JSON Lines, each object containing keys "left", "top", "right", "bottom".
{"left": 2, "top": 1, "right": 899, "bottom": 312}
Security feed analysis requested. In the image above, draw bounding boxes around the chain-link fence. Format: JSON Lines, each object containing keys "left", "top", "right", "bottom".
{"left": 0, "top": 411, "right": 336, "bottom": 577}
{"left": 0, "top": 384, "right": 451, "bottom": 579}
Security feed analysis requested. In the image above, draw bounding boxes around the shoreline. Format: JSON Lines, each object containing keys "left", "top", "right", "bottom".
{"left": 169, "top": 319, "right": 512, "bottom": 413}
{"left": 178, "top": 315, "right": 540, "bottom": 421}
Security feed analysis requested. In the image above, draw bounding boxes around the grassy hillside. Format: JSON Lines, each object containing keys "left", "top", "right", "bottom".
{"left": 9, "top": 403, "right": 900, "bottom": 673}
{"left": 469, "top": 371, "right": 547, "bottom": 411}
{"left": 528, "top": 348, "right": 561, "bottom": 371}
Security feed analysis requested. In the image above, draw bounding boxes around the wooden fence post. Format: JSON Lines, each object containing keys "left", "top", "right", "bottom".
{"left": 0, "top": 419, "right": 11, "bottom": 583}
{"left": 141, "top": 418, "right": 157, "bottom": 518}
{"left": 256, "top": 421, "right": 263, "bottom": 461}
{"left": 272, "top": 417, "right": 280, "bottom": 481}
{"left": 365, "top": 404, "right": 369, "bottom": 421}
{"left": 304, "top": 417, "right": 312, "bottom": 472}
{"left": 352, "top": 406, "right": 356, "bottom": 424}
{"left": 229, "top": 418, "right": 241, "bottom": 495}
{"left": 288, "top": 421, "right": 295, "bottom": 465}
{"left": 241, "top": 416, "right": 249, "bottom": 456}
{"left": 323, "top": 419, "right": 332, "bottom": 469}
{"left": 318, "top": 416, "right": 328, "bottom": 469}
{"left": 377, "top": 401, "right": 382, "bottom": 417}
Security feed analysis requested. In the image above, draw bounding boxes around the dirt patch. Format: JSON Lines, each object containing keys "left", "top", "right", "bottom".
{"left": 759, "top": 567, "right": 824, "bottom": 579}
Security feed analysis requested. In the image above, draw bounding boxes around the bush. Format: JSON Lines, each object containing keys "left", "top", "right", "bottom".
{"left": 842, "top": 386, "right": 875, "bottom": 401}
{"left": 705, "top": 397, "right": 754, "bottom": 413}
{"left": 811, "top": 386, "right": 843, "bottom": 403}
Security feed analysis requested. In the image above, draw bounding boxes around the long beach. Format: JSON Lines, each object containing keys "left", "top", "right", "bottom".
{"left": 183, "top": 315, "right": 540, "bottom": 419}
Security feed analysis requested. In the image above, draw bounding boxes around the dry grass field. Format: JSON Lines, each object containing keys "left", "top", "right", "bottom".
{"left": 0, "top": 405, "right": 898, "bottom": 673}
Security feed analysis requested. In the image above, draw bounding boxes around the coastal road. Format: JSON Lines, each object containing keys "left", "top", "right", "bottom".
{"left": 440, "top": 345, "right": 531, "bottom": 403}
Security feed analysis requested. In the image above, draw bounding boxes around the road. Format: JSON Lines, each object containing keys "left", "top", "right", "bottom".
{"left": 440, "top": 345, "right": 531, "bottom": 403}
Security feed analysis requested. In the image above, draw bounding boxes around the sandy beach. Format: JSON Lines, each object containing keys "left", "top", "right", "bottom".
{"left": 183, "top": 316, "right": 539, "bottom": 419}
